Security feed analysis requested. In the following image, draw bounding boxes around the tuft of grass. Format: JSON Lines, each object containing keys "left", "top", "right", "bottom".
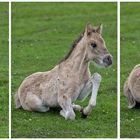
{"left": 0, "top": 2, "right": 9, "bottom": 138}
{"left": 12, "top": 2, "right": 117, "bottom": 138}
{"left": 120, "top": 2, "right": 140, "bottom": 138}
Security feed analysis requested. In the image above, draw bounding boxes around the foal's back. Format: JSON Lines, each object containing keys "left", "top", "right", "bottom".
{"left": 128, "top": 64, "right": 140, "bottom": 102}
{"left": 16, "top": 65, "right": 60, "bottom": 110}
{"left": 124, "top": 64, "right": 140, "bottom": 106}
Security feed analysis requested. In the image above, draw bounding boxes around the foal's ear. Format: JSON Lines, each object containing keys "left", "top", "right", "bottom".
{"left": 85, "top": 23, "right": 93, "bottom": 36}
{"left": 96, "top": 24, "right": 103, "bottom": 34}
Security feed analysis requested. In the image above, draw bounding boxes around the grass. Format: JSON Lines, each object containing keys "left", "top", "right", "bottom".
{"left": 11, "top": 2, "right": 117, "bottom": 138}
{"left": 0, "top": 2, "right": 9, "bottom": 138}
{"left": 120, "top": 2, "right": 140, "bottom": 138}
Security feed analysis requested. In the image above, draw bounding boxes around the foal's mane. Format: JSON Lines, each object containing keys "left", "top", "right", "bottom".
{"left": 59, "top": 32, "right": 84, "bottom": 63}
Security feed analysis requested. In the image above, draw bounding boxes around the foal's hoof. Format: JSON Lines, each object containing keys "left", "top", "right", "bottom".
{"left": 134, "top": 102, "right": 140, "bottom": 109}
{"left": 81, "top": 109, "right": 88, "bottom": 119}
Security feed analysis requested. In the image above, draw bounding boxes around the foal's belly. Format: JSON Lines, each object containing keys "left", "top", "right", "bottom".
{"left": 42, "top": 82, "right": 85, "bottom": 107}
{"left": 43, "top": 93, "right": 59, "bottom": 107}
{"left": 38, "top": 74, "right": 61, "bottom": 107}
{"left": 42, "top": 84, "right": 59, "bottom": 107}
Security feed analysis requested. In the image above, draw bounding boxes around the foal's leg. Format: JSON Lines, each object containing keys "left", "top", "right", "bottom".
{"left": 71, "top": 78, "right": 93, "bottom": 112}
{"left": 58, "top": 94, "right": 75, "bottom": 120}
{"left": 80, "top": 73, "right": 101, "bottom": 117}
{"left": 24, "top": 92, "right": 50, "bottom": 112}
{"left": 73, "top": 73, "right": 99, "bottom": 113}
{"left": 124, "top": 80, "right": 136, "bottom": 109}
{"left": 77, "top": 78, "right": 93, "bottom": 101}
{"left": 126, "top": 90, "right": 136, "bottom": 109}
{"left": 72, "top": 103, "right": 83, "bottom": 112}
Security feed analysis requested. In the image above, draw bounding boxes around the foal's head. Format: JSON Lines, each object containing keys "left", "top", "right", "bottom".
{"left": 83, "top": 24, "right": 113, "bottom": 67}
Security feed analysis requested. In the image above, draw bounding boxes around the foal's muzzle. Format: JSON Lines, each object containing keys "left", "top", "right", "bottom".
{"left": 103, "top": 54, "right": 113, "bottom": 66}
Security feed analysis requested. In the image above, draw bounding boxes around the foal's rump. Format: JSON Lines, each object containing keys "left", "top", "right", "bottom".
{"left": 15, "top": 68, "right": 59, "bottom": 111}
{"left": 129, "top": 64, "right": 140, "bottom": 102}
{"left": 124, "top": 64, "right": 140, "bottom": 108}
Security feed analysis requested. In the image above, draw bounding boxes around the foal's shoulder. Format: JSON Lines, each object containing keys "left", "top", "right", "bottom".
{"left": 127, "top": 64, "right": 140, "bottom": 88}
{"left": 131, "top": 64, "right": 140, "bottom": 77}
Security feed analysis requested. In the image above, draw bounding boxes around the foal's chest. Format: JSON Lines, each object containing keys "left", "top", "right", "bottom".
{"left": 59, "top": 68, "right": 89, "bottom": 101}
{"left": 65, "top": 76, "right": 86, "bottom": 102}
{"left": 71, "top": 82, "right": 86, "bottom": 102}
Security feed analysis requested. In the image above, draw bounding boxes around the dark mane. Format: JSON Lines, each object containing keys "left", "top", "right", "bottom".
{"left": 59, "top": 32, "right": 84, "bottom": 63}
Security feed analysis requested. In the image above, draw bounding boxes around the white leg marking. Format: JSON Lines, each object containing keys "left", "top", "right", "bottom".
{"left": 58, "top": 96, "right": 75, "bottom": 120}
{"left": 82, "top": 73, "right": 102, "bottom": 116}
{"left": 72, "top": 103, "right": 83, "bottom": 112}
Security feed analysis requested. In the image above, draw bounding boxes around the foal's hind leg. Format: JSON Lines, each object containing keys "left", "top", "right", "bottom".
{"left": 24, "top": 92, "right": 50, "bottom": 112}
{"left": 82, "top": 73, "right": 101, "bottom": 117}
{"left": 126, "top": 90, "right": 136, "bottom": 109}
{"left": 124, "top": 80, "right": 136, "bottom": 109}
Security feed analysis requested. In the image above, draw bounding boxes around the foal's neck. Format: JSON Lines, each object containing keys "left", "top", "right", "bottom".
{"left": 66, "top": 38, "right": 90, "bottom": 75}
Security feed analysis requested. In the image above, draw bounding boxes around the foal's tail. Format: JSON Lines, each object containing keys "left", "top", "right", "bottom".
{"left": 123, "top": 79, "right": 136, "bottom": 109}
{"left": 14, "top": 92, "right": 22, "bottom": 109}
{"left": 123, "top": 79, "right": 129, "bottom": 96}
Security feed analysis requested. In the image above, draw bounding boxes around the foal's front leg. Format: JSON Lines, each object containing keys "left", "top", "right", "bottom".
{"left": 58, "top": 93, "right": 75, "bottom": 120}
{"left": 81, "top": 73, "right": 102, "bottom": 117}
{"left": 72, "top": 103, "right": 83, "bottom": 112}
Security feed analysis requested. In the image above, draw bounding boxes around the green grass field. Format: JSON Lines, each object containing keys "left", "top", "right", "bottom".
{"left": 11, "top": 2, "right": 117, "bottom": 138}
{"left": 0, "top": 2, "right": 9, "bottom": 138}
{"left": 120, "top": 2, "right": 140, "bottom": 138}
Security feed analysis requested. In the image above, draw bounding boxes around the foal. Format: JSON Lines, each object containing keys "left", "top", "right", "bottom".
{"left": 124, "top": 64, "right": 140, "bottom": 108}
{"left": 15, "top": 24, "right": 113, "bottom": 120}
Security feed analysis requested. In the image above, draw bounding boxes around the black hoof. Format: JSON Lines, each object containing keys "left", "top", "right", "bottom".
{"left": 81, "top": 109, "right": 88, "bottom": 118}
{"left": 135, "top": 102, "right": 140, "bottom": 109}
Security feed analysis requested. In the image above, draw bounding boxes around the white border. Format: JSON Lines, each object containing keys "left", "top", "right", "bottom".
{"left": 4, "top": 0, "right": 140, "bottom": 139}
{"left": 117, "top": 0, "right": 120, "bottom": 139}
{"left": 8, "top": 1, "right": 119, "bottom": 139}
{"left": 15, "top": 0, "right": 116, "bottom": 1}
{"left": 9, "top": 1, "right": 11, "bottom": 139}
{"left": 3, "top": 0, "right": 135, "bottom": 1}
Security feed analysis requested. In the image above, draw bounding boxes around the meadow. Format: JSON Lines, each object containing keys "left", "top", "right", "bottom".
{"left": 120, "top": 2, "right": 140, "bottom": 138}
{"left": 11, "top": 2, "right": 117, "bottom": 138}
{"left": 0, "top": 2, "right": 9, "bottom": 138}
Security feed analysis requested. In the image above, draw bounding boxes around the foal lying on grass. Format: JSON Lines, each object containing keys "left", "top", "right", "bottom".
{"left": 124, "top": 64, "right": 140, "bottom": 109}
{"left": 15, "top": 24, "right": 113, "bottom": 120}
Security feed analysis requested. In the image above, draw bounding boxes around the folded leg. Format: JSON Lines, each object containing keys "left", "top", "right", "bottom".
{"left": 72, "top": 103, "right": 83, "bottom": 112}
{"left": 81, "top": 73, "right": 101, "bottom": 117}
{"left": 58, "top": 94, "right": 75, "bottom": 120}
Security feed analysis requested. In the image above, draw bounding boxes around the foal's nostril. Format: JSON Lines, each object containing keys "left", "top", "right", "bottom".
{"left": 107, "top": 56, "right": 110, "bottom": 61}
{"left": 107, "top": 56, "right": 112, "bottom": 64}
{"left": 103, "top": 55, "right": 112, "bottom": 65}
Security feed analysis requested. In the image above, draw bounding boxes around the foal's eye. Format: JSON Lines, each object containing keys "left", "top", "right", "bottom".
{"left": 91, "top": 43, "right": 97, "bottom": 48}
